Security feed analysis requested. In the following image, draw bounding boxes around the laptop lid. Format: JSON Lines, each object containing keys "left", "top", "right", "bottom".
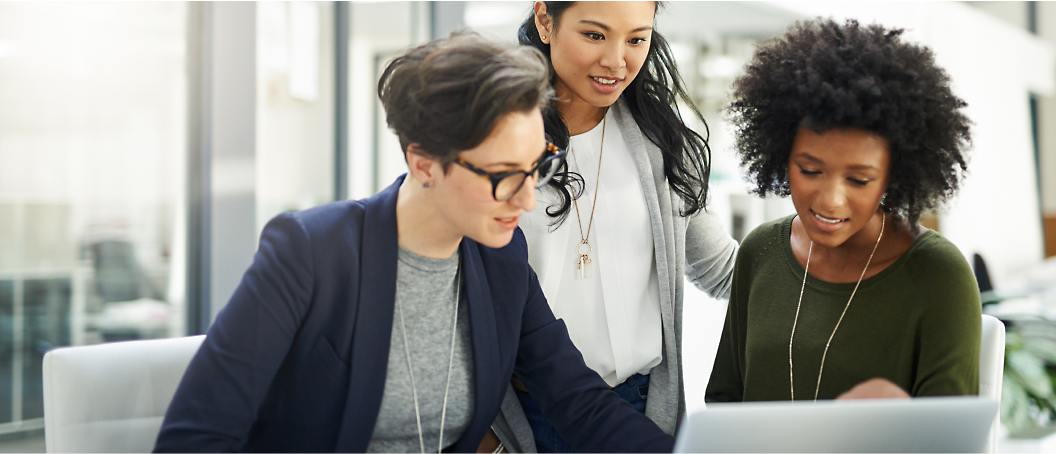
{"left": 674, "top": 396, "right": 998, "bottom": 453}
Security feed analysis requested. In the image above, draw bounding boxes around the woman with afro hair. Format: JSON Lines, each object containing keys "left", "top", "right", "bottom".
{"left": 705, "top": 17, "right": 980, "bottom": 402}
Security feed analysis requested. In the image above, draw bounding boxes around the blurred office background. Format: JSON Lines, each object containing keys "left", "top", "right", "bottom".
{"left": 1, "top": 1, "right": 1055, "bottom": 451}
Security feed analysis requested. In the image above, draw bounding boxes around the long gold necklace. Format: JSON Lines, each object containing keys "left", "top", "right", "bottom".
{"left": 789, "top": 211, "right": 885, "bottom": 401}
{"left": 571, "top": 116, "right": 605, "bottom": 280}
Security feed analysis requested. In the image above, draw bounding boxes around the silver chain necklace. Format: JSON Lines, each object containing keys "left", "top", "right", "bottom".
{"left": 395, "top": 257, "right": 461, "bottom": 453}
{"left": 789, "top": 212, "right": 884, "bottom": 401}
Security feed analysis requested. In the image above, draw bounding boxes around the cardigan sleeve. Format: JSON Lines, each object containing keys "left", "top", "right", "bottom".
{"left": 512, "top": 265, "right": 675, "bottom": 452}
{"left": 684, "top": 208, "right": 738, "bottom": 299}
{"left": 154, "top": 213, "right": 316, "bottom": 452}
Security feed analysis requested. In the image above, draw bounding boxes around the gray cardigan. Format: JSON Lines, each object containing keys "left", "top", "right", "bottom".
{"left": 493, "top": 99, "right": 738, "bottom": 451}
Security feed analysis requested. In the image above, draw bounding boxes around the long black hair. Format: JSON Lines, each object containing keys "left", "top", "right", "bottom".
{"left": 519, "top": 1, "right": 712, "bottom": 226}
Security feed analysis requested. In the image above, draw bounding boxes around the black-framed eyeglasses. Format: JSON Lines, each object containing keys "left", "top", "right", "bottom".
{"left": 452, "top": 143, "right": 567, "bottom": 202}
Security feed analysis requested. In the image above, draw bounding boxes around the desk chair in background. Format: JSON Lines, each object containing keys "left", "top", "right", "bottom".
{"left": 42, "top": 335, "right": 204, "bottom": 453}
{"left": 979, "top": 314, "right": 1005, "bottom": 453}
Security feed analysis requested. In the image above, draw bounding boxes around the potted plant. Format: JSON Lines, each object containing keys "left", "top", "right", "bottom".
{"left": 1002, "top": 320, "right": 1056, "bottom": 438}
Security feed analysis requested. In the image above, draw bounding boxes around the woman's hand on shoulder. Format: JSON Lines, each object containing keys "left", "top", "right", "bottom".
{"left": 836, "top": 377, "right": 910, "bottom": 400}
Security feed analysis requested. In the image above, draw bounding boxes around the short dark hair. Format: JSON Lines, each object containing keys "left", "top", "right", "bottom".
{"left": 729, "top": 18, "right": 972, "bottom": 226}
{"left": 378, "top": 30, "right": 552, "bottom": 168}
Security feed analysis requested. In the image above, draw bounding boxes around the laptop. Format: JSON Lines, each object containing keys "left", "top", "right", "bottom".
{"left": 673, "top": 396, "right": 999, "bottom": 453}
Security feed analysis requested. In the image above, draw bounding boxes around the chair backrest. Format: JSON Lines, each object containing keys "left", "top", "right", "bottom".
{"left": 42, "top": 335, "right": 205, "bottom": 453}
{"left": 979, "top": 314, "right": 1005, "bottom": 453}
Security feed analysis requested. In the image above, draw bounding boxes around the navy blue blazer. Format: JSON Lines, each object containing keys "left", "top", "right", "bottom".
{"left": 155, "top": 176, "right": 674, "bottom": 453}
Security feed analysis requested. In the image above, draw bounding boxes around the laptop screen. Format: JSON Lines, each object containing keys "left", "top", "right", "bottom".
{"left": 674, "top": 396, "right": 998, "bottom": 453}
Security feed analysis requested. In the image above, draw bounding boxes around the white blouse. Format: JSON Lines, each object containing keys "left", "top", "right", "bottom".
{"left": 519, "top": 109, "right": 662, "bottom": 387}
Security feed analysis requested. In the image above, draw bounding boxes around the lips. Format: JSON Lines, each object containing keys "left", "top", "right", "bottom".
{"left": 495, "top": 215, "right": 520, "bottom": 230}
{"left": 810, "top": 210, "right": 848, "bottom": 233}
{"left": 590, "top": 75, "right": 622, "bottom": 94}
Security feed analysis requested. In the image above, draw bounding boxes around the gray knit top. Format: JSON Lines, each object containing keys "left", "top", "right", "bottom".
{"left": 366, "top": 246, "right": 474, "bottom": 452}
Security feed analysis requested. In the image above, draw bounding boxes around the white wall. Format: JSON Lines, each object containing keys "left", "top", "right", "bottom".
{"left": 1035, "top": 4, "right": 1056, "bottom": 217}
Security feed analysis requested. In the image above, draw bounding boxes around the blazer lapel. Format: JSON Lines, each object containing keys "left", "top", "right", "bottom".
{"left": 335, "top": 176, "right": 403, "bottom": 452}
{"left": 449, "top": 239, "right": 502, "bottom": 451}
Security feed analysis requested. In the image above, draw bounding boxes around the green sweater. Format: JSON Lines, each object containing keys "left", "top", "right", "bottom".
{"left": 706, "top": 215, "right": 981, "bottom": 402}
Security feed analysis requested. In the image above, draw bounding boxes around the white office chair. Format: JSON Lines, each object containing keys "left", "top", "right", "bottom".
{"left": 979, "top": 314, "right": 1005, "bottom": 453}
{"left": 42, "top": 335, "right": 205, "bottom": 453}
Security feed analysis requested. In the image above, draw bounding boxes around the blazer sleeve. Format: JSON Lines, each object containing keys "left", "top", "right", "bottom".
{"left": 154, "top": 213, "right": 316, "bottom": 452}
{"left": 513, "top": 265, "right": 675, "bottom": 452}
{"left": 684, "top": 208, "right": 738, "bottom": 299}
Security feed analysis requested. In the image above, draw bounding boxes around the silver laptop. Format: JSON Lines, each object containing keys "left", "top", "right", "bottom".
{"left": 674, "top": 396, "right": 999, "bottom": 453}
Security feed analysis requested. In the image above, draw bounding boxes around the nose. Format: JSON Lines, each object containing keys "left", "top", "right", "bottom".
{"left": 818, "top": 177, "right": 847, "bottom": 212}
{"left": 599, "top": 41, "right": 626, "bottom": 72}
{"left": 509, "top": 174, "right": 537, "bottom": 212}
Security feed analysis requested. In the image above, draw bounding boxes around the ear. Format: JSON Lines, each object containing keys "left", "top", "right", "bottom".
{"left": 534, "top": 2, "right": 552, "bottom": 43}
{"left": 405, "top": 143, "right": 441, "bottom": 187}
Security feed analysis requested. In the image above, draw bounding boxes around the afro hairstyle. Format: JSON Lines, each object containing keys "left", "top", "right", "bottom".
{"left": 728, "top": 17, "right": 972, "bottom": 226}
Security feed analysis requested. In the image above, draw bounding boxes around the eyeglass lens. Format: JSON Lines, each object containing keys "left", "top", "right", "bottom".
{"left": 493, "top": 152, "right": 563, "bottom": 201}
{"left": 535, "top": 156, "right": 560, "bottom": 187}
{"left": 495, "top": 174, "right": 528, "bottom": 201}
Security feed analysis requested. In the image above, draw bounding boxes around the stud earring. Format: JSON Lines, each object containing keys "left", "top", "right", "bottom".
{"left": 541, "top": 35, "right": 548, "bottom": 43}
{"left": 422, "top": 183, "right": 430, "bottom": 188}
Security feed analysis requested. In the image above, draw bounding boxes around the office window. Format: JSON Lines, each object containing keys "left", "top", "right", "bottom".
{"left": 256, "top": 1, "right": 335, "bottom": 231}
{"left": 0, "top": 2, "right": 187, "bottom": 429}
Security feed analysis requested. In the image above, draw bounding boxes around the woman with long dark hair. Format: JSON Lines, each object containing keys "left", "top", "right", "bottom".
{"left": 490, "top": 2, "right": 738, "bottom": 452}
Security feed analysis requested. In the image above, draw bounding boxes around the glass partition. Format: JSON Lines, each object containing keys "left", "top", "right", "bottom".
{"left": 256, "top": 1, "right": 336, "bottom": 232}
{"left": 0, "top": 2, "right": 187, "bottom": 431}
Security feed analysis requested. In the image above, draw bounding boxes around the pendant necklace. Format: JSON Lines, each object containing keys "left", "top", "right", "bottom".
{"left": 789, "top": 212, "right": 884, "bottom": 401}
{"left": 571, "top": 115, "right": 606, "bottom": 279}
{"left": 395, "top": 257, "right": 461, "bottom": 453}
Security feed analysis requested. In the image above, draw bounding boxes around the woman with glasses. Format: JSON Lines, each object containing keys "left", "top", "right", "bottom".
{"left": 491, "top": 2, "right": 738, "bottom": 452}
{"left": 154, "top": 31, "right": 673, "bottom": 453}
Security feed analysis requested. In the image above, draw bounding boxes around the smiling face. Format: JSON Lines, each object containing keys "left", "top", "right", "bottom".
{"left": 430, "top": 108, "right": 545, "bottom": 249}
{"left": 537, "top": 1, "right": 654, "bottom": 114}
{"left": 788, "top": 127, "right": 891, "bottom": 250}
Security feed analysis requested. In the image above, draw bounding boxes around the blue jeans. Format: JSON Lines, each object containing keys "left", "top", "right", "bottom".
{"left": 514, "top": 373, "right": 649, "bottom": 453}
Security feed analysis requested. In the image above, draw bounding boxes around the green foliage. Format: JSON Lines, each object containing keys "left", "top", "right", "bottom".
{"left": 1003, "top": 322, "right": 1056, "bottom": 438}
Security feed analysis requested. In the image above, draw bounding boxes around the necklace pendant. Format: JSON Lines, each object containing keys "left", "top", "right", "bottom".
{"left": 577, "top": 255, "right": 592, "bottom": 279}
{"left": 575, "top": 240, "right": 593, "bottom": 280}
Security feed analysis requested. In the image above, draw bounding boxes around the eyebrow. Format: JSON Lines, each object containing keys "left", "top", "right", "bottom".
{"left": 795, "top": 154, "right": 823, "bottom": 164}
{"left": 481, "top": 159, "right": 539, "bottom": 172}
{"left": 793, "top": 153, "right": 878, "bottom": 171}
{"left": 579, "top": 20, "right": 653, "bottom": 34}
{"left": 487, "top": 157, "right": 545, "bottom": 170}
